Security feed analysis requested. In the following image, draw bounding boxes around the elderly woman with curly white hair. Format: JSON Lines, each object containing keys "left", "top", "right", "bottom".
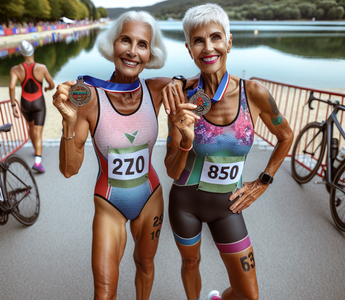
{"left": 53, "top": 10, "right": 196, "bottom": 300}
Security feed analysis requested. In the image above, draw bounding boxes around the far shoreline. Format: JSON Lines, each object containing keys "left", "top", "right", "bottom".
{"left": 0, "top": 22, "right": 107, "bottom": 49}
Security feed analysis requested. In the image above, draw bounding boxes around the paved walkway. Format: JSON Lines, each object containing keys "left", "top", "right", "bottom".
{"left": 0, "top": 141, "right": 344, "bottom": 300}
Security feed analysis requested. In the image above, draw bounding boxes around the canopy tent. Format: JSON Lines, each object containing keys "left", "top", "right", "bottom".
{"left": 60, "top": 17, "right": 76, "bottom": 24}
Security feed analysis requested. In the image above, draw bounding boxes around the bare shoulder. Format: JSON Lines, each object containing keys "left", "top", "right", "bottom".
{"left": 145, "top": 77, "right": 171, "bottom": 92}
{"left": 35, "top": 62, "right": 48, "bottom": 71}
{"left": 10, "top": 64, "right": 22, "bottom": 74}
{"left": 244, "top": 79, "right": 268, "bottom": 102}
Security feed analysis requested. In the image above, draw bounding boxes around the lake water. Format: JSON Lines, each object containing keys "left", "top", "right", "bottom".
{"left": 1, "top": 21, "right": 345, "bottom": 89}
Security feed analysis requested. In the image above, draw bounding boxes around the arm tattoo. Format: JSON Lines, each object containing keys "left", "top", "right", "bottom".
{"left": 272, "top": 115, "right": 283, "bottom": 125}
{"left": 267, "top": 91, "right": 282, "bottom": 125}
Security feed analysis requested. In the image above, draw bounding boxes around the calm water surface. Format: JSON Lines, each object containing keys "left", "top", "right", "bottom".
{"left": 0, "top": 21, "right": 345, "bottom": 89}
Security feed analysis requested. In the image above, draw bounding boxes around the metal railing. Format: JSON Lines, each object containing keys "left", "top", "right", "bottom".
{"left": 250, "top": 77, "right": 345, "bottom": 158}
{"left": 0, "top": 99, "right": 29, "bottom": 161}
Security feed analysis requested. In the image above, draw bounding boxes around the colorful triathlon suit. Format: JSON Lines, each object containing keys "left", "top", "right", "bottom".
{"left": 169, "top": 79, "right": 255, "bottom": 253}
{"left": 20, "top": 62, "right": 46, "bottom": 125}
{"left": 92, "top": 79, "right": 160, "bottom": 220}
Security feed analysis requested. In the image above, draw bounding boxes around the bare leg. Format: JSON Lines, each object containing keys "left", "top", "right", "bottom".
{"left": 220, "top": 246, "right": 258, "bottom": 300}
{"left": 175, "top": 240, "right": 202, "bottom": 300}
{"left": 27, "top": 121, "right": 43, "bottom": 156}
{"left": 33, "top": 125, "right": 43, "bottom": 156}
{"left": 92, "top": 196, "right": 127, "bottom": 300}
{"left": 130, "top": 186, "right": 164, "bottom": 300}
{"left": 27, "top": 121, "right": 36, "bottom": 152}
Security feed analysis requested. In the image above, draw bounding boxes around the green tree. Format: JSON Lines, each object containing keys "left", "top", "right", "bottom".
{"left": 244, "top": 4, "right": 263, "bottom": 19}
{"left": 317, "top": 0, "right": 337, "bottom": 11}
{"left": 298, "top": 3, "right": 317, "bottom": 18}
{"left": 0, "top": 0, "right": 25, "bottom": 25}
{"left": 327, "top": 6, "right": 337, "bottom": 18}
{"left": 59, "top": 0, "right": 78, "bottom": 20}
{"left": 277, "top": 7, "right": 292, "bottom": 19}
{"left": 291, "top": 7, "right": 302, "bottom": 19}
{"left": 334, "top": 5, "right": 345, "bottom": 18}
{"left": 76, "top": 1, "right": 89, "bottom": 20}
{"left": 315, "top": 8, "right": 325, "bottom": 19}
{"left": 97, "top": 7, "right": 108, "bottom": 18}
{"left": 24, "top": 0, "right": 51, "bottom": 22}
{"left": 80, "top": 0, "right": 94, "bottom": 19}
{"left": 47, "top": 0, "right": 61, "bottom": 21}
{"left": 260, "top": 6, "right": 274, "bottom": 19}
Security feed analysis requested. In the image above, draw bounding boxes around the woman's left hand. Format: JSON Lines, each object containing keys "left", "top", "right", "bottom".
{"left": 229, "top": 179, "right": 269, "bottom": 213}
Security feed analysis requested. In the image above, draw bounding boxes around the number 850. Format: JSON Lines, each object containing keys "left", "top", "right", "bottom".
{"left": 208, "top": 165, "right": 239, "bottom": 180}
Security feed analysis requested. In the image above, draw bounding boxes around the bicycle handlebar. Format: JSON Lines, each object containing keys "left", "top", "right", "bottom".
{"left": 307, "top": 92, "right": 345, "bottom": 111}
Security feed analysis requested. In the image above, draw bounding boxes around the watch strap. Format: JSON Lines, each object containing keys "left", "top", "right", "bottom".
{"left": 172, "top": 75, "right": 187, "bottom": 90}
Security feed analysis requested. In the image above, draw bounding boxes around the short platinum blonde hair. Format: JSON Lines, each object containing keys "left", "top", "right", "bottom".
{"left": 183, "top": 3, "right": 230, "bottom": 49}
{"left": 96, "top": 11, "right": 167, "bottom": 69}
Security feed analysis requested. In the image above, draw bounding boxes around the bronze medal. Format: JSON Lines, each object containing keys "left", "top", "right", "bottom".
{"left": 189, "top": 88, "right": 211, "bottom": 116}
{"left": 69, "top": 77, "right": 91, "bottom": 106}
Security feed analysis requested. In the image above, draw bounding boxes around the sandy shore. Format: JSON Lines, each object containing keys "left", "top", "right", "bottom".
{"left": 0, "top": 86, "right": 169, "bottom": 140}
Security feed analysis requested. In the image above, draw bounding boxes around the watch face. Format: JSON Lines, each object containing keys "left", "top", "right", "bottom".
{"left": 260, "top": 173, "right": 272, "bottom": 184}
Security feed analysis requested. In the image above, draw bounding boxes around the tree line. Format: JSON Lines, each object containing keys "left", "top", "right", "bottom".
{"left": 0, "top": 0, "right": 108, "bottom": 26}
{"left": 108, "top": 0, "right": 345, "bottom": 21}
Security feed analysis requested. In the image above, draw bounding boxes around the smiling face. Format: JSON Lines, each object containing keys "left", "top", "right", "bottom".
{"left": 186, "top": 22, "right": 232, "bottom": 75}
{"left": 113, "top": 20, "right": 152, "bottom": 81}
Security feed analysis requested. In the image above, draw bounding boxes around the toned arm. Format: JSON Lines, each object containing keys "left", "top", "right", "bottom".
{"left": 53, "top": 81, "right": 97, "bottom": 178}
{"left": 229, "top": 80, "right": 294, "bottom": 213}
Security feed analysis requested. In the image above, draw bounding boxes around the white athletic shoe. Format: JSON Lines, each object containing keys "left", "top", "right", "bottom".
{"left": 207, "top": 290, "right": 222, "bottom": 300}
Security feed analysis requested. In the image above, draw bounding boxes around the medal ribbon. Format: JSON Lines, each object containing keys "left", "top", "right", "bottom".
{"left": 79, "top": 74, "right": 141, "bottom": 93}
{"left": 187, "top": 71, "right": 230, "bottom": 104}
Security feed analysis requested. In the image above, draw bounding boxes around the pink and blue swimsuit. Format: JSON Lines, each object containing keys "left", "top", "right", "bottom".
{"left": 92, "top": 79, "right": 160, "bottom": 220}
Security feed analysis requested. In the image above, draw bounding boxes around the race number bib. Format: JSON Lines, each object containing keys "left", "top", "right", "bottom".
{"left": 108, "top": 144, "right": 149, "bottom": 188}
{"left": 198, "top": 155, "right": 245, "bottom": 193}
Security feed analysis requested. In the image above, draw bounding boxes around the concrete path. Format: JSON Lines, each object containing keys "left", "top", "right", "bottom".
{"left": 0, "top": 140, "right": 344, "bottom": 300}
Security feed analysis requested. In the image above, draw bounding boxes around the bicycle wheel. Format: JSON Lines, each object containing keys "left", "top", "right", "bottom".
{"left": 291, "top": 122, "right": 326, "bottom": 184}
{"left": 4, "top": 154, "right": 40, "bottom": 226}
{"left": 330, "top": 162, "right": 345, "bottom": 231}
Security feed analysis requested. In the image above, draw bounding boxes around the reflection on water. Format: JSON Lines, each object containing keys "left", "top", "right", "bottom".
{"left": 0, "top": 28, "right": 99, "bottom": 86}
{"left": 163, "top": 30, "right": 345, "bottom": 59}
{"left": 0, "top": 21, "right": 345, "bottom": 88}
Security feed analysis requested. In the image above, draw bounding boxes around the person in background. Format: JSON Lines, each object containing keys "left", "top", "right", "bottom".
{"left": 164, "top": 3, "right": 294, "bottom": 300}
{"left": 10, "top": 40, "right": 55, "bottom": 173}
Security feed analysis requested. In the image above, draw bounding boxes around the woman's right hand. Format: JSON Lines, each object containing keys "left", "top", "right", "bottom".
{"left": 171, "top": 103, "right": 200, "bottom": 145}
{"left": 52, "top": 81, "right": 78, "bottom": 125}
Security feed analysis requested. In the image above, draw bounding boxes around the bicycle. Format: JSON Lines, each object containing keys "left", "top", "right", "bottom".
{"left": 0, "top": 123, "right": 40, "bottom": 226}
{"left": 291, "top": 91, "right": 345, "bottom": 231}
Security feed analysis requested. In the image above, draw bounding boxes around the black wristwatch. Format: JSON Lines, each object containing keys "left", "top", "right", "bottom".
{"left": 259, "top": 172, "right": 274, "bottom": 184}
{"left": 172, "top": 75, "right": 187, "bottom": 90}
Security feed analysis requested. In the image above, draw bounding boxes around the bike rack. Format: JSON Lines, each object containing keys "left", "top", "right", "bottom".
{"left": 250, "top": 77, "right": 345, "bottom": 176}
{"left": 0, "top": 99, "right": 29, "bottom": 162}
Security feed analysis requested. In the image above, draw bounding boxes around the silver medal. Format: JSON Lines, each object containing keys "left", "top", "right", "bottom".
{"left": 69, "top": 77, "right": 91, "bottom": 106}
